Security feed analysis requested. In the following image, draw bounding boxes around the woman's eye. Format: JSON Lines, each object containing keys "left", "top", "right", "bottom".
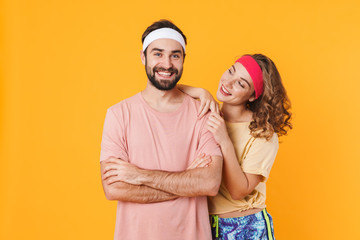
{"left": 238, "top": 81, "right": 244, "bottom": 88}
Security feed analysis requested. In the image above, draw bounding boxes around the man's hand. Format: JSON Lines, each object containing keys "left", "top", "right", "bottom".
{"left": 102, "top": 154, "right": 222, "bottom": 198}
{"left": 187, "top": 153, "right": 212, "bottom": 170}
{"left": 102, "top": 158, "right": 143, "bottom": 185}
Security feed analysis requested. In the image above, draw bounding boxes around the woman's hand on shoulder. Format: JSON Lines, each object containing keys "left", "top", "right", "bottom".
{"left": 177, "top": 84, "right": 219, "bottom": 118}
{"left": 198, "top": 89, "right": 219, "bottom": 119}
{"left": 207, "top": 112, "right": 230, "bottom": 146}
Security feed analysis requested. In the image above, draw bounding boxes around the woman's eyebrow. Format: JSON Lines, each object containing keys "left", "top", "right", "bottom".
{"left": 240, "top": 77, "right": 251, "bottom": 87}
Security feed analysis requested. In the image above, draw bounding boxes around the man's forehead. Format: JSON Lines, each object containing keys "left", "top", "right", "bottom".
{"left": 147, "top": 38, "right": 184, "bottom": 53}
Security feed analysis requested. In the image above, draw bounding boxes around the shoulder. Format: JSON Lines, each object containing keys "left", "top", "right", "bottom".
{"left": 107, "top": 92, "right": 143, "bottom": 114}
{"left": 104, "top": 93, "right": 142, "bottom": 123}
{"left": 183, "top": 94, "right": 201, "bottom": 108}
{"left": 182, "top": 94, "right": 205, "bottom": 117}
{"left": 252, "top": 133, "right": 279, "bottom": 153}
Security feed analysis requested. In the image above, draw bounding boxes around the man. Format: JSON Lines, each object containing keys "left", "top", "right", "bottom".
{"left": 100, "top": 19, "right": 223, "bottom": 240}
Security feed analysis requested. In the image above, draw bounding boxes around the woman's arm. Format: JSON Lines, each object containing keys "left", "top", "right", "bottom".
{"left": 178, "top": 84, "right": 219, "bottom": 118}
{"left": 219, "top": 137, "right": 263, "bottom": 200}
{"left": 177, "top": 84, "right": 207, "bottom": 98}
{"left": 207, "top": 112, "right": 263, "bottom": 200}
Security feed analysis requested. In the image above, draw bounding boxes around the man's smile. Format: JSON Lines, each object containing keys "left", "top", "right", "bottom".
{"left": 156, "top": 71, "right": 174, "bottom": 78}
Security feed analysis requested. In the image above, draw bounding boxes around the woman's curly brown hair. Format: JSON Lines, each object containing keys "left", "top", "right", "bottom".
{"left": 246, "top": 54, "right": 292, "bottom": 140}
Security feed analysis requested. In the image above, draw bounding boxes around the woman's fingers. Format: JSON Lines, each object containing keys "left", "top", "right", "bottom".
{"left": 207, "top": 119, "right": 216, "bottom": 128}
{"left": 210, "top": 101, "right": 216, "bottom": 113}
{"left": 215, "top": 103, "right": 220, "bottom": 114}
{"left": 210, "top": 112, "right": 223, "bottom": 121}
{"left": 207, "top": 115, "right": 221, "bottom": 127}
{"left": 198, "top": 100, "right": 211, "bottom": 119}
{"left": 209, "top": 101, "right": 220, "bottom": 114}
{"left": 198, "top": 100, "right": 206, "bottom": 115}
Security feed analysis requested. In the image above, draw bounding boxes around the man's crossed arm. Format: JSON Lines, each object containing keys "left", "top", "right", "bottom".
{"left": 100, "top": 155, "right": 223, "bottom": 203}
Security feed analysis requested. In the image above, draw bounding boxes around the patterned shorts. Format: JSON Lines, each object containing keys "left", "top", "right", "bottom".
{"left": 210, "top": 209, "right": 275, "bottom": 240}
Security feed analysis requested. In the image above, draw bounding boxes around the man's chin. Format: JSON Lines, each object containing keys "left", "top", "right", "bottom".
{"left": 155, "top": 84, "right": 177, "bottom": 91}
{"left": 158, "top": 79, "right": 176, "bottom": 86}
{"left": 151, "top": 79, "right": 179, "bottom": 91}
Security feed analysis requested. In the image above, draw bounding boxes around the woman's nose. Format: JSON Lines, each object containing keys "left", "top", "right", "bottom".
{"left": 223, "top": 79, "right": 234, "bottom": 88}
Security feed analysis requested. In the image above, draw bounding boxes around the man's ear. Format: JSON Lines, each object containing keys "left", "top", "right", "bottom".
{"left": 140, "top": 50, "right": 146, "bottom": 65}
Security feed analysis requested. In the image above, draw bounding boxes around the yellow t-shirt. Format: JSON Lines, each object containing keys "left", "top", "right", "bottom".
{"left": 208, "top": 121, "right": 279, "bottom": 214}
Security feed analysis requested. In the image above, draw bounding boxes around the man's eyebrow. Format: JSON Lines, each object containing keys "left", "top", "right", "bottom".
{"left": 240, "top": 77, "right": 251, "bottom": 87}
{"left": 150, "top": 48, "right": 183, "bottom": 55}
{"left": 150, "top": 48, "right": 164, "bottom": 52}
{"left": 171, "top": 50, "right": 182, "bottom": 54}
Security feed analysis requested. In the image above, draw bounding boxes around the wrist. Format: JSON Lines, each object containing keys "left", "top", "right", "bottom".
{"left": 136, "top": 168, "right": 149, "bottom": 185}
{"left": 199, "top": 88, "right": 208, "bottom": 96}
{"left": 219, "top": 136, "right": 232, "bottom": 149}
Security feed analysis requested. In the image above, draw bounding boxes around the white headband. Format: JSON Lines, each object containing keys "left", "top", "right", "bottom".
{"left": 142, "top": 28, "right": 186, "bottom": 53}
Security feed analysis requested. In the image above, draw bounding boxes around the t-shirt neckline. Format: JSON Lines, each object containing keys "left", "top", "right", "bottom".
{"left": 138, "top": 92, "right": 189, "bottom": 116}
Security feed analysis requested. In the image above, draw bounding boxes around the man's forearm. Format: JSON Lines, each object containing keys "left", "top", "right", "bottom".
{"left": 103, "top": 181, "right": 178, "bottom": 203}
{"left": 137, "top": 155, "right": 223, "bottom": 197}
{"left": 101, "top": 160, "right": 178, "bottom": 203}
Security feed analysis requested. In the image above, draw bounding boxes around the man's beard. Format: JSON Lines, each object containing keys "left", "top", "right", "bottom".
{"left": 145, "top": 63, "right": 183, "bottom": 91}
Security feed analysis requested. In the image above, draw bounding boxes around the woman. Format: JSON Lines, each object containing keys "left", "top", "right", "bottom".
{"left": 179, "top": 54, "right": 292, "bottom": 240}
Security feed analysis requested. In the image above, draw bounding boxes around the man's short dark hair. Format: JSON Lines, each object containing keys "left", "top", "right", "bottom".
{"left": 141, "top": 19, "right": 187, "bottom": 56}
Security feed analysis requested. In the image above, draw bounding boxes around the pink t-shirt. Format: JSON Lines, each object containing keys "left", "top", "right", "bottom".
{"left": 100, "top": 93, "right": 222, "bottom": 240}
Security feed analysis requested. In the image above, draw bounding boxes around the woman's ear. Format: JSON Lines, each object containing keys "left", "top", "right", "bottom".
{"left": 248, "top": 93, "right": 256, "bottom": 103}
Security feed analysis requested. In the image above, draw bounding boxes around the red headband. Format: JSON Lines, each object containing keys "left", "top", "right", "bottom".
{"left": 235, "top": 56, "right": 264, "bottom": 99}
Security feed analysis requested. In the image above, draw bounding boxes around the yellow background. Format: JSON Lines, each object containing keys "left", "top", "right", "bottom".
{"left": 1, "top": 0, "right": 360, "bottom": 239}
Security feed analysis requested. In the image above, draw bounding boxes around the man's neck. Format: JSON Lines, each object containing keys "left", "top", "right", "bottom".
{"left": 141, "top": 82, "right": 185, "bottom": 112}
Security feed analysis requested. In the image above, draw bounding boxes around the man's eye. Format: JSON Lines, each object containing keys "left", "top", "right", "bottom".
{"left": 172, "top": 55, "right": 180, "bottom": 58}
{"left": 154, "top": 53, "right": 161, "bottom": 56}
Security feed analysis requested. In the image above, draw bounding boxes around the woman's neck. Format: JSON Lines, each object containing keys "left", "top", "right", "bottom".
{"left": 221, "top": 103, "right": 253, "bottom": 123}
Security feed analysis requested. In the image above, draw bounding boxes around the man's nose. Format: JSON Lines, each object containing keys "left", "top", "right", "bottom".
{"left": 161, "top": 56, "right": 173, "bottom": 69}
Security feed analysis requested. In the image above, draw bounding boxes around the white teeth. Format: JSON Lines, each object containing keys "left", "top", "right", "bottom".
{"left": 158, "top": 72, "right": 171, "bottom": 76}
{"left": 222, "top": 85, "right": 231, "bottom": 95}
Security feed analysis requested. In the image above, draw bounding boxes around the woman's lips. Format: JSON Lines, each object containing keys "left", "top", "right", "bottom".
{"left": 220, "top": 85, "right": 231, "bottom": 96}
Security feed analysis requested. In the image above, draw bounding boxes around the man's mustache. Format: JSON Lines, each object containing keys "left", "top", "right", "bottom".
{"left": 153, "top": 67, "right": 178, "bottom": 74}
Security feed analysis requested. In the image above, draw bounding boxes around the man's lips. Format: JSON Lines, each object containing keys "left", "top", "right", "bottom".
{"left": 220, "top": 85, "right": 232, "bottom": 96}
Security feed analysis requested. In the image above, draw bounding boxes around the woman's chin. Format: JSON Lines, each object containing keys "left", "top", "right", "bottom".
{"left": 216, "top": 92, "right": 224, "bottom": 102}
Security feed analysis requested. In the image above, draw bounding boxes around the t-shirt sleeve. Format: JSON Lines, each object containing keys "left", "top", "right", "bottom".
{"left": 100, "top": 108, "right": 129, "bottom": 162}
{"left": 241, "top": 134, "right": 279, "bottom": 181}
{"left": 196, "top": 114, "right": 222, "bottom": 157}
